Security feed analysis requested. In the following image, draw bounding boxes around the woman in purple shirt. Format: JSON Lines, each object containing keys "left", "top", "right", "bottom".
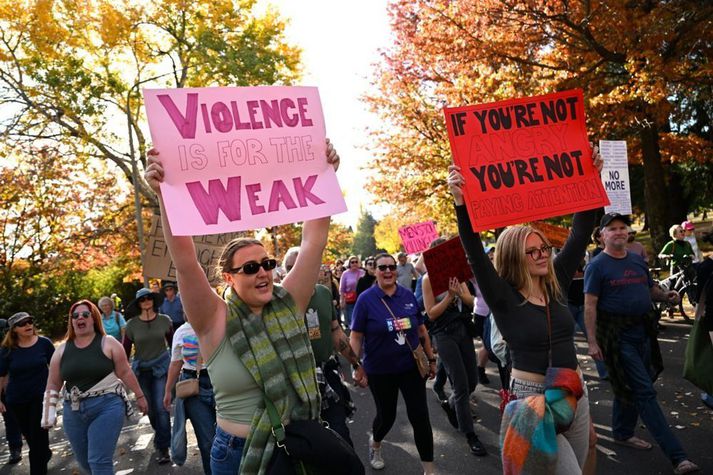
{"left": 339, "top": 256, "right": 364, "bottom": 328}
{"left": 350, "top": 253, "right": 436, "bottom": 474}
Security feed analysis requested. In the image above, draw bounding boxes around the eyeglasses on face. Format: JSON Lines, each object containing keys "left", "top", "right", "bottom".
{"left": 377, "top": 264, "right": 397, "bottom": 272}
{"left": 365, "top": 262, "right": 374, "bottom": 267}
{"left": 71, "top": 311, "right": 92, "bottom": 320}
{"left": 137, "top": 295, "right": 153, "bottom": 303}
{"left": 525, "top": 245, "right": 552, "bottom": 261}
{"left": 349, "top": 260, "right": 359, "bottom": 265}
{"left": 229, "top": 258, "right": 277, "bottom": 275}
{"left": 16, "top": 319, "right": 34, "bottom": 327}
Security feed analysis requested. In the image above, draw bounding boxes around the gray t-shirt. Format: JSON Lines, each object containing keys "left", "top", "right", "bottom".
{"left": 396, "top": 263, "right": 416, "bottom": 290}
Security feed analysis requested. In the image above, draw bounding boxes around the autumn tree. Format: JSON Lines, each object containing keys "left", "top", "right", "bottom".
{"left": 324, "top": 222, "right": 354, "bottom": 264}
{"left": 0, "top": 0, "right": 302, "bottom": 265}
{"left": 366, "top": 0, "right": 713, "bottom": 252}
{"left": 0, "top": 145, "right": 138, "bottom": 334}
{"left": 352, "top": 209, "right": 378, "bottom": 258}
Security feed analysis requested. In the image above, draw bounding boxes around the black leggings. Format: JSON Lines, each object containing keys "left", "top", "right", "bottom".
{"left": 8, "top": 398, "right": 50, "bottom": 475}
{"left": 368, "top": 367, "right": 433, "bottom": 462}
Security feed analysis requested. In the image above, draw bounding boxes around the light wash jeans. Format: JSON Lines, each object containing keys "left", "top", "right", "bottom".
{"left": 210, "top": 425, "right": 246, "bottom": 475}
{"left": 62, "top": 393, "right": 125, "bottom": 475}
{"left": 510, "top": 375, "right": 591, "bottom": 475}
{"left": 137, "top": 370, "right": 171, "bottom": 450}
{"left": 171, "top": 371, "right": 216, "bottom": 474}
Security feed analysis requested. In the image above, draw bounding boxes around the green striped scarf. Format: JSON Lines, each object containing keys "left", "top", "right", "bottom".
{"left": 225, "top": 285, "right": 320, "bottom": 475}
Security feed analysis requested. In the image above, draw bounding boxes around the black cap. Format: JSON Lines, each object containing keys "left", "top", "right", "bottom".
{"left": 600, "top": 212, "right": 631, "bottom": 228}
{"left": 162, "top": 281, "right": 177, "bottom": 291}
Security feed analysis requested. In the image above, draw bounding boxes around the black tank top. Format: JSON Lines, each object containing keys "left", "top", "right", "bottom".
{"left": 60, "top": 334, "right": 114, "bottom": 392}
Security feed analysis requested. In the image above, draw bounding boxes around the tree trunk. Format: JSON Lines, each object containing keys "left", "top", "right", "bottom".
{"left": 667, "top": 166, "right": 689, "bottom": 223}
{"left": 639, "top": 122, "right": 671, "bottom": 257}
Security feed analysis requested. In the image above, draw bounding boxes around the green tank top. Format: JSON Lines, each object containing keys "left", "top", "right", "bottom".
{"left": 304, "top": 284, "right": 336, "bottom": 364}
{"left": 206, "top": 336, "right": 263, "bottom": 424}
{"left": 60, "top": 335, "right": 114, "bottom": 392}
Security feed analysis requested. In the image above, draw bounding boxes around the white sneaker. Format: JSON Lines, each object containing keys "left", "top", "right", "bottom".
{"left": 369, "top": 436, "right": 385, "bottom": 470}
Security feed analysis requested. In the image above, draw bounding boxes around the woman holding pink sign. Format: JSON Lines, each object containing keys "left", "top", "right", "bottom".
{"left": 447, "top": 147, "right": 603, "bottom": 475}
{"left": 144, "top": 140, "right": 346, "bottom": 475}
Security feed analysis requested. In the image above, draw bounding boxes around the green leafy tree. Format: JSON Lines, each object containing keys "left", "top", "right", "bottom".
{"left": 352, "top": 209, "right": 378, "bottom": 258}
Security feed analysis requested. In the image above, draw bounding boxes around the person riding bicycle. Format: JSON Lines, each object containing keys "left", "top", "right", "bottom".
{"left": 658, "top": 224, "right": 695, "bottom": 274}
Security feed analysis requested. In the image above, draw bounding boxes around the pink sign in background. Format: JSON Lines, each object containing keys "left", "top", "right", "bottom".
{"left": 398, "top": 221, "right": 439, "bottom": 254}
{"left": 143, "top": 86, "right": 347, "bottom": 236}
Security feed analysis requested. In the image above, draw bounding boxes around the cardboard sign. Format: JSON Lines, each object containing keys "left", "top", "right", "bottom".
{"left": 143, "top": 86, "right": 347, "bottom": 236}
{"left": 599, "top": 140, "right": 632, "bottom": 215}
{"left": 444, "top": 89, "right": 609, "bottom": 231}
{"left": 143, "top": 216, "right": 248, "bottom": 285}
{"left": 422, "top": 236, "right": 474, "bottom": 296}
{"left": 398, "top": 221, "right": 439, "bottom": 254}
{"left": 530, "top": 221, "right": 570, "bottom": 249}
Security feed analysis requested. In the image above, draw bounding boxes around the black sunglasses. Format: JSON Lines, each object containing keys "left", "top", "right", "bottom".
{"left": 377, "top": 264, "right": 398, "bottom": 272}
{"left": 16, "top": 319, "right": 34, "bottom": 327}
{"left": 71, "top": 311, "right": 92, "bottom": 320}
{"left": 229, "top": 258, "right": 277, "bottom": 275}
{"left": 137, "top": 295, "right": 153, "bottom": 303}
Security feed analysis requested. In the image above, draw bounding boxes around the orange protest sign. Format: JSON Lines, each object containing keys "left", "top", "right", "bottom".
{"left": 530, "top": 221, "right": 570, "bottom": 249}
{"left": 422, "top": 236, "right": 473, "bottom": 297}
{"left": 444, "top": 89, "right": 609, "bottom": 231}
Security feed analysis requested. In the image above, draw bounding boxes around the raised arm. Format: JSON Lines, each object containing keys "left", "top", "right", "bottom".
{"left": 553, "top": 145, "right": 602, "bottom": 286}
{"left": 144, "top": 150, "right": 225, "bottom": 338}
{"left": 282, "top": 139, "right": 340, "bottom": 314}
{"left": 448, "top": 165, "right": 512, "bottom": 309}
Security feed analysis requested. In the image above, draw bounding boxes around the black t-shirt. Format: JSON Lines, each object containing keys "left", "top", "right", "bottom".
{"left": 0, "top": 336, "right": 55, "bottom": 404}
{"left": 456, "top": 205, "right": 595, "bottom": 374}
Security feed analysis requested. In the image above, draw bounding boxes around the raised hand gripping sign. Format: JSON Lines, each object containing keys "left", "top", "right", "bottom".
{"left": 444, "top": 89, "right": 609, "bottom": 231}
{"left": 422, "top": 236, "right": 473, "bottom": 297}
{"left": 143, "top": 86, "right": 347, "bottom": 236}
{"left": 398, "top": 221, "right": 439, "bottom": 254}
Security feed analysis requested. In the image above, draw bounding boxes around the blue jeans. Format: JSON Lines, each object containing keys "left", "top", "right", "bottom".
{"left": 612, "top": 324, "right": 687, "bottom": 465}
{"left": 343, "top": 303, "right": 355, "bottom": 328}
{"left": 569, "top": 304, "right": 608, "bottom": 379}
{"left": 62, "top": 393, "right": 125, "bottom": 474}
{"left": 210, "top": 425, "right": 246, "bottom": 475}
{"left": 137, "top": 369, "right": 171, "bottom": 450}
{"left": 172, "top": 372, "right": 216, "bottom": 474}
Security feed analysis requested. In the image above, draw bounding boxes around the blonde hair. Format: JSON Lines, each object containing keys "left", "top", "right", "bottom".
{"left": 66, "top": 300, "right": 106, "bottom": 341}
{"left": 669, "top": 224, "right": 683, "bottom": 239}
{"left": 494, "top": 226, "right": 563, "bottom": 303}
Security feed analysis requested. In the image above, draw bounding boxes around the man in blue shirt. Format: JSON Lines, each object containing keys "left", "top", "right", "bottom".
{"left": 584, "top": 212, "right": 698, "bottom": 474}
{"left": 159, "top": 281, "right": 184, "bottom": 331}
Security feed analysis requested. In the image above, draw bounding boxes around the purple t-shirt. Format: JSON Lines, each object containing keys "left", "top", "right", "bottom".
{"left": 339, "top": 268, "right": 364, "bottom": 294}
{"left": 351, "top": 284, "right": 424, "bottom": 375}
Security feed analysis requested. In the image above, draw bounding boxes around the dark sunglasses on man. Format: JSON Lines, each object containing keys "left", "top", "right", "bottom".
{"left": 229, "top": 258, "right": 278, "bottom": 275}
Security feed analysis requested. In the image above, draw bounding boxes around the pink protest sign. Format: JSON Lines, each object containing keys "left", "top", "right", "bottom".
{"left": 398, "top": 221, "right": 439, "bottom": 254}
{"left": 143, "top": 86, "right": 347, "bottom": 236}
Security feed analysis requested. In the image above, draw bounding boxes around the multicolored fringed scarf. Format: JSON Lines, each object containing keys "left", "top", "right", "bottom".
{"left": 224, "top": 285, "right": 320, "bottom": 475}
{"left": 500, "top": 368, "right": 584, "bottom": 475}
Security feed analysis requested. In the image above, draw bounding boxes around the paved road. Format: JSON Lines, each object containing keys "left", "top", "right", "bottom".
{"left": 1, "top": 315, "right": 711, "bottom": 474}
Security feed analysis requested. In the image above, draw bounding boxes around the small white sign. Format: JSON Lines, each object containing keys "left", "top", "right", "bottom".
{"left": 599, "top": 140, "right": 632, "bottom": 215}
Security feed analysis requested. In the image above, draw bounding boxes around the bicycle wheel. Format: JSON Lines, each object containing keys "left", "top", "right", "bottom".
{"left": 678, "top": 285, "right": 695, "bottom": 323}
